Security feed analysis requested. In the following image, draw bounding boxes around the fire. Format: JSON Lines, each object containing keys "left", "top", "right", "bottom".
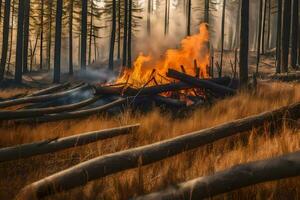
{"left": 116, "top": 23, "right": 210, "bottom": 88}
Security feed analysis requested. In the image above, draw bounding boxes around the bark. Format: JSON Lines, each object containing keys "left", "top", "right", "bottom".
{"left": 23, "top": 0, "right": 30, "bottom": 73}
{"left": 0, "top": 84, "right": 90, "bottom": 108}
{"left": 276, "top": 0, "right": 282, "bottom": 73}
{"left": 69, "top": 0, "right": 73, "bottom": 74}
{"left": 127, "top": 0, "right": 132, "bottom": 67}
{"left": 281, "top": 0, "right": 292, "bottom": 72}
{"left": 15, "top": 0, "right": 25, "bottom": 83}
{"left": 0, "top": 0, "right": 11, "bottom": 81}
{"left": 166, "top": 69, "right": 236, "bottom": 96}
{"left": 291, "top": 0, "right": 298, "bottom": 69}
{"left": 136, "top": 151, "right": 300, "bottom": 200}
{"left": 81, "top": 0, "right": 88, "bottom": 70}
{"left": 147, "top": 0, "right": 151, "bottom": 35}
{"left": 53, "top": 0, "right": 63, "bottom": 83}
{"left": 7, "top": 0, "right": 15, "bottom": 72}
{"left": 239, "top": 0, "right": 249, "bottom": 87}
{"left": 117, "top": 0, "right": 121, "bottom": 58}
{"left": 0, "top": 124, "right": 139, "bottom": 163}
{"left": 186, "top": 0, "right": 191, "bottom": 36}
{"left": 261, "top": 0, "right": 267, "bottom": 54}
{"left": 164, "top": 0, "right": 169, "bottom": 36}
{"left": 88, "top": 1, "right": 93, "bottom": 65}
{"left": 20, "top": 98, "right": 128, "bottom": 123}
{"left": 204, "top": 0, "right": 209, "bottom": 23}
{"left": 122, "top": 0, "right": 128, "bottom": 67}
{"left": 267, "top": 0, "right": 271, "bottom": 49}
{"left": 0, "top": 96, "right": 101, "bottom": 121}
{"left": 108, "top": 0, "right": 116, "bottom": 70}
{"left": 220, "top": 0, "right": 226, "bottom": 71}
{"left": 40, "top": 0, "right": 44, "bottom": 70}
{"left": 19, "top": 101, "right": 300, "bottom": 199}
{"left": 47, "top": 0, "right": 53, "bottom": 70}
{"left": 256, "top": 0, "right": 263, "bottom": 74}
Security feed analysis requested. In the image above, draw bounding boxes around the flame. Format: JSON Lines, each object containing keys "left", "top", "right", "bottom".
{"left": 116, "top": 23, "right": 210, "bottom": 88}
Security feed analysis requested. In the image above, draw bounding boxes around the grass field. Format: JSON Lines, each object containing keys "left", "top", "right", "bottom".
{"left": 0, "top": 81, "right": 299, "bottom": 200}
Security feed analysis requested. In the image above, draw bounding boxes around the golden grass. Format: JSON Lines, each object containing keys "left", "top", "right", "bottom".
{"left": 0, "top": 81, "right": 299, "bottom": 200}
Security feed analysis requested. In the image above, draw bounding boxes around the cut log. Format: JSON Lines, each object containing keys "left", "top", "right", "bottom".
{"left": 166, "top": 69, "right": 236, "bottom": 96}
{"left": 18, "top": 98, "right": 128, "bottom": 123}
{"left": 27, "top": 82, "right": 72, "bottom": 97}
{"left": 0, "top": 84, "right": 91, "bottom": 108}
{"left": 135, "top": 151, "right": 300, "bottom": 200}
{"left": 0, "top": 124, "right": 140, "bottom": 163}
{"left": 19, "top": 101, "right": 300, "bottom": 199}
{"left": 0, "top": 95, "right": 101, "bottom": 120}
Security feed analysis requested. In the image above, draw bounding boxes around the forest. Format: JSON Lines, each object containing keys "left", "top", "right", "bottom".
{"left": 0, "top": 0, "right": 299, "bottom": 199}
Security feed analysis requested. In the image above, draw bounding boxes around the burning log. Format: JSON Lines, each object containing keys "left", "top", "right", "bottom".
{"left": 18, "top": 98, "right": 129, "bottom": 123}
{"left": 0, "top": 96, "right": 101, "bottom": 121}
{"left": 19, "top": 101, "right": 300, "bottom": 199}
{"left": 153, "top": 95, "right": 187, "bottom": 108}
{"left": 27, "top": 82, "right": 72, "bottom": 97}
{"left": 166, "top": 69, "right": 236, "bottom": 96}
{"left": 0, "top": 124, "right": 140, "bottom": 163}
{"left": 135, "top": 151, "right": 300, "bottom": 200}
{"left": 0, "top": 84, "right": 91, "bottom": 108}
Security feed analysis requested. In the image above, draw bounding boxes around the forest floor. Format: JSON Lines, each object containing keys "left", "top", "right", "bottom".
{"left": 0, "top": 80, "right": 300, "bottom": 199}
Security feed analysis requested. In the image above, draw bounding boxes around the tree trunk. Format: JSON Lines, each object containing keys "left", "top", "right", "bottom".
{"left": 239, "top": 0, "right": 249, "bottom": 87}
{"left": 122, "top": 0, "right": 128, "bottom": 67}
{"left": 108, "top": 0, "right": 116, "bottom": 70}
{"left": 81, "top": 0, "right": 87, "bottom": 70}
{"left": 69, "top": 0, "right": 73, "bottom": 75}
{"left": 23, "top": 0, "right": 30, "bottom": 73}
{"left": 147, "top": 0, "right": 151, "bottom": 35}
{"left": 136, "top": 151, "right": 300, "bottom": 200}
{"left": 220, "top": 0, "right": 226, "bottom": 72}
{"left": 127, "top": 0, "right": 132, "bottom": 67}
{"left": 117, "top": 0, "right": 121, "bottom": 59}
{"left": 164, "top": 0, "right": 169, "bottom": 36}
{"left": 186, "top": 0, "right": 191, "bottom": 36}
{"left": 291, "top": 0, "right": 298, "bottom": 69}
{"left": 261, "top": 0, "right": 267, "bottom": 54}
{"left": 281, "top": 0, "right": 292, "bottom": 72}
{"left": 7, "top": 0, "right": 15, "bottom": 72}
{"left": 256, "top": 0, "right": 263, "bottom": 73}
{"left": 267, "top": 0, "right": 271, "bottom": 50}
{"left": 88, "top": 0, "right": 93, "bottom": 65}
{"left": 40, "top": 0, "right": 44, "bottom": 70}
{"left": 53, "top": 0, "right": 63, "bottom": 83}
{"left": 204, "top": 0, "right": 209, "bottom": 23}
{"left": 14, "top": 0, "right": 25, "bottom": 83}
{"left": 0, "top": 0, "right": 11, "bottom": 81}
{"left": 19, "top": 101, "right": 300, "bottom": 198}
{"left": 47, "top": 0, "right": 53, "bottom": 71}
{"left": 276, "top": 0, "right": 282, "bottom": 73}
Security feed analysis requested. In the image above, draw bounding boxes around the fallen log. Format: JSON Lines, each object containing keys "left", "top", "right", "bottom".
{"left": 153, "top": 95, "right": 187, "bottom": 108}
{"left": 0, "top": 95, "right": 101, "bottom": 120}
{"left": 27, "top": 82, "right": 72, "bottom": 97}
{"left": 18, "top": 98, "right": 128, "bottom": 123}
{"left": 135, "top": 150, "right": 300, "bottom": 200}
{"left": 0, "top": 124, "right": 140, "bottom": 163}
{"left": 166, "top": 69, "right": 236, "bottom": 96}
{"left": 19, "top": 101, "right": 300, "bottom": 199}
{"left": 0, "top": 84, "right": 91, "bottom": 108}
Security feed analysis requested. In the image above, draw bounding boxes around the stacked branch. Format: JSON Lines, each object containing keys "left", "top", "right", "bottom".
{"left": 135, "top": 151, "right": 300, "bottom": 200}
{"left": 19, "top": 101, "right": 300, "bottom": 198}
{"left": 0, "top": 124, "right": 140, "bottom": 162}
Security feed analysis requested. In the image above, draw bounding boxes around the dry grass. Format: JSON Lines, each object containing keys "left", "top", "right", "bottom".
{"left": 0, "top": 81, "right": 300, "bottom": 200}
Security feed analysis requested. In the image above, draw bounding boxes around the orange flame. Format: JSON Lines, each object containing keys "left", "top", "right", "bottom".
{"left": 116, "top": 23, "right": 210, "bottom": 88}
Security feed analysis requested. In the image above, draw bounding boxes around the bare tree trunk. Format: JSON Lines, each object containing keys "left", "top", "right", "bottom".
{"left": 186, "top": 0, "right": 191, "bottom": 36}
{"left": 127, "top": 0, "right": 132, "bottom": 67}
{"left": 256, "top": 0, "right": 263, "bottom": 74}
{"left": 108, "top": 0, "right": 116, "bottom": 70}
{"left": 40, "top": 0, "right": 44, "bottom": 70}
{"left": 261, "top": 0, "right": 267, "bottom": 54}
{"left": 164, "top": 0, "right": 169, "bottom": 36}
{"left": 0, "top": 0, "right": 11, "bottom": 81}
{"left": 47, "top": 0, "right": 53, "bottom": 71}
{"left": 267, "top": 0, "right": 271, "bottom": 50}
{"left": 276, "top": 0, "right": 282, "bottom": 73}
{"left": 147, "top": 0, "right": 151, "bottom": 35}
{"left": 88, "top": 0, "right": 93, "bottom": 65}
{"left": 204, "top": 0, "right": 209, "bottom": 23}
{"left": 239, "top": 0, "right": 249, "bottom": 87}
{"left": 23, "top": 0, "right": 30, "bottom": 73}
{"left": 117, "top": 0, "right": 121, "bottom": 59}
{"left": 220, "top": 0, "right": 226, "bottom": 73}
{"left": 281, "top": 0, "right": 292, "bottom": 73}
{"left": 53, "top": 0, "right": 63, "bottom": 83}
{"left": 7, "top": 0, "right": 15, "bottom": 72}
{"left": 69, "top": 0, "right": 73, "bottom": 75}
{"left": 14, "top": 0, "right": 25, "bottom": 83}
{"left": 81, "top": 0, "right": 87, "bottom": 70}
{"left": 122, "top": 0, "right": 128, "bottom": 67}
{"left": 291, "top": 0, "right": 298, "bottom": 69}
